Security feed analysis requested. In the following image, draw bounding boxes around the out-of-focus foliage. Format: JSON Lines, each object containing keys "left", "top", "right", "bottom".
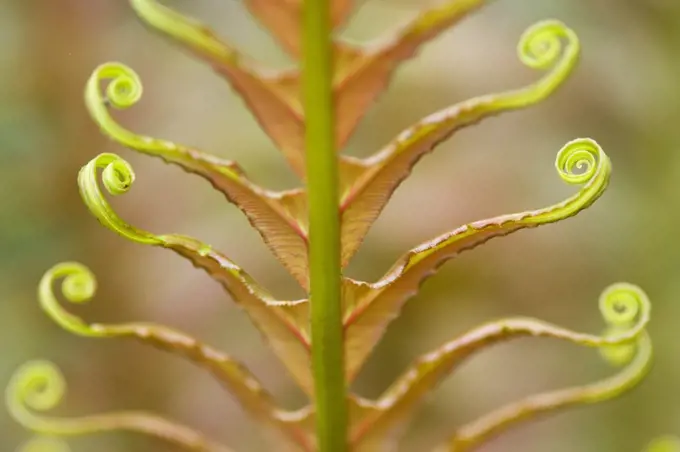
{"left": 645, "top": 436, "right": 680, "bottom": 452}
{"left": 1, "top": 0, "right": 679, "bottom": 451}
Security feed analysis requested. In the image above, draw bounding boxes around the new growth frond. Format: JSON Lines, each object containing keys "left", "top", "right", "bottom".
{"left": 7, "top": 361, "right": 233, "bottom": 452}
{"left": 7, "top": 1, "right": 656, "bottom": 451}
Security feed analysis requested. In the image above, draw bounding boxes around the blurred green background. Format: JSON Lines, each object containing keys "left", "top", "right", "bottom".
{"left": 2, "top": 0, "right": 679, "bottom": 451}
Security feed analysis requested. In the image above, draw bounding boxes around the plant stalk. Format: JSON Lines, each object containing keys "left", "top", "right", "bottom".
{"left": 303, "top": 0, "right": 348, "bottom": 451}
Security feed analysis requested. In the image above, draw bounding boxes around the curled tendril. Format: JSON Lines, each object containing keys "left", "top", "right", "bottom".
{"left": 6, "top": 361, "right": 232, "bottom": 451}
{"left": 18, "top": 437, "right": 70, "bottom": 452}
{"left": 352, "top": 283, "right": 651, "bottom": 447}
{"left": 85, "top": 62, "right": 188, "bottom": 157}
{"left": 6, "top": 361, "right": 66, "bottom": 431}
{"left": 58, "top": 266, "right": 96, "bottom": 304}
{"left": 500, "top": 19, "right": 579, "bottom": 107}
{"left": 592, "top": 282, "right": 650, "bottom": 346}
{"left": 442, "top": 333, "right": 652, "bottom": 451}
{"left": 426, "top": 284, "right": 653, "bottom": 451}
{"left": 597, "top": 283, "right": 650, "bottom": 366}
{"left": 78, "top": 153, "right": 162, "bottom": 245}
{"left": 6, "top": 362, "right": 81, "bottom": 447}
{"left": 38, "top": 262, "right": 105, "bottom": 337}
{"left": 35, "top": 262, "right": 311, "bottom": 448}
{"left": 526, "top": 137, "right": 609, "bottom": 223}
{"left": 100, "top": 63, "right": 142, "bottom": 109}
{"left": 555, "top": 138, "right": 601, "bottom": 185}
{"left": 100, "top": 156, "right": 134, "bottom": 195}
{"left": 518, "top": 20, "right": 578, "bottom": 70}
{"left": 85, "top": 62, "right": 143, "bottom": 143}
{"left": 599, "top": 283, "right": 647, "bottom": 326}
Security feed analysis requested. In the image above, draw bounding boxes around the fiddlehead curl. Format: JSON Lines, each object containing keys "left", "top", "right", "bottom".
{"left": 570, "top": 282, "right": 650, "bottom": 348}
{"left": 6, "top": 362, "right": 233, "bottom": 451}
{"left": 555, "top": 138, "right": 600, "bottom": 185}
{"left": 429, "top": 284, "right": 653, "bottom": 451}
{"left": 597, "top": 283, "right": 650, "bottom": 365}
{"left": 339, "top": 20, "right": 582, "bottom": 268}
{"left": 85, "top": 62, "right": 180, "bottom": 156}
{"left": 343, "top": 138, "right": 614, "bottom": 381}
{"left": 99, "top": 63, "right": 142, "bottom": 109}
{"left": 6, "top": 361, "right": 66, "bottom": 434}
{"left": 489, "top": 18, "right": 579, "bottom": 107}
{"left": 349, "top": 281, "right": 652, "bottom": 450}
{"left": 518, "top": 20, "right": 577, "bottom": 70}
{"left": 599, "top": 282, "right": 647, "bottom": 326}
{"left": 76, "top": 153, "right": 316, "bottom": 398}
{"left": 78, "top": 153, "right": 163, "bottom": 245}
{"left": 38, "top": 262, "right": 106, "bottom": 337}
{"left": 530, "top": 137, "right": 610, "bottom": 222}
{"left": 35, "top": 262, "right": 310, "bottom": 448}
{"left": 441, "top": 332, "right": 653, "bottom": 451}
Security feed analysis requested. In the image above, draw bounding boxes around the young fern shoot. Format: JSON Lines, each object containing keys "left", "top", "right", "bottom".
{"left": 6, "top": 1, "right": 656, "bottom": 451}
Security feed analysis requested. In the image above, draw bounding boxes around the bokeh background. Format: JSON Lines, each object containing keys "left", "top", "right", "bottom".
{"left": 2, "top": 0, "right": 679, "bottom": 451}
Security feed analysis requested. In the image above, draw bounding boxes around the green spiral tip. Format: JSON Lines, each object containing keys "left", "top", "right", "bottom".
{"left": 518, "top": 20, "right": 579, "bottom": 70}
{"left": 6, "top": 358, "right": 229, "bottom": 450}
{"left": 38, "top": 262, "right": 106, "bottom": 337}
{"left": 598, "top": 283, "right": 649, "bottom": 326}
{"left": 78, "top": 153, "right": 163, "bottom": 245}
{"left": 6, "top": 361, "right": 66, "bottom": 435}
{"left": 645, "top": 436, "right": 680, "bottom": 452}
{"left": 555, "top": 138, "right": 605, "bottom": 186}
{"left": 596, "top": 283, "right": 651, "bottom": 366}
{"left": 17, "top": 437, "right": 70, "bottom": 452}
{"left": 487, "top": 18, "right": 580, "bottom": 111}
{"left": 521, "top": 137, "right": 610, "bottom": 225}
{"left": 85, "top": 62, "right": 144, "bottom": 139}
{"left": 100, "top": 63, "right": 142, "bottom": 109}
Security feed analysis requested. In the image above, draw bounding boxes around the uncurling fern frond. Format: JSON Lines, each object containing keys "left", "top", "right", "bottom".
{"left": 36, "top": 262, "right": 312, "bottom": 450}
{"left": 6, "top": 361, "right": 233, "bottom": 452}
{"left": 128, "top": 0, "right": 306, "bottom": 175}
{"left": 85, "top": 62, "right": 310, "bottom": 288}
{"left": 77, "top": 156, "right": 314, "bottom": 392}
{"left": 350, "top": 283, "right": 651, "bottom": 448}
{"left": 438, "top": 334, "right": 652, "bottom": 451}
{"left": 338, "top": 19, "right": 581, "bottom": 266}
{"left": 6, "top": 0, "right": 658, "bottom": 450}
{"left": 342, "top": 137, "right": 611, "bottom": 381}
{"left": 127, "top": 0, "right": 499, "bottom": 175}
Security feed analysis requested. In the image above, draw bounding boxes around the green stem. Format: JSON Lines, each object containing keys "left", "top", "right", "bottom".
{"left": 303, "top": 0, "right": 347, "bottom": 451}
